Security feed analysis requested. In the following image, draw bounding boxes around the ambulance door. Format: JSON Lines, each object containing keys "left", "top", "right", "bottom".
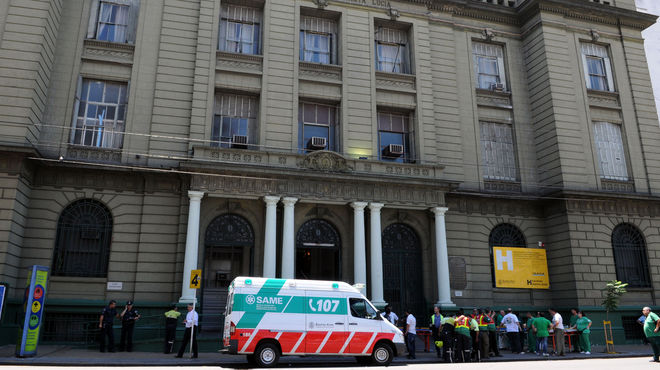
{"left": 347, "top": 297, "right": 383, "bottom": 354}
{"left": 304, "top": 291, "right": 347, "bottom": 354}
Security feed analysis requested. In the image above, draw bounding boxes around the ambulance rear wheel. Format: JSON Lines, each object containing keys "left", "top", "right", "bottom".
{"left": 254, "top": 343, "right": 280, "bottom": 368}
{"left": 371, "top": 343, "right": 393, "bottom": 366}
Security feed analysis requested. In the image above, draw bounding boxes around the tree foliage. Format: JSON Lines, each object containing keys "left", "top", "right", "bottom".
{"left": 602, "top": 280, "right": 628, "bottom": 319}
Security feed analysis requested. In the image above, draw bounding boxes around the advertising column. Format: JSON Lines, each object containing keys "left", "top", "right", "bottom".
{"left": 16, "top": 265, "right": 49, "bottom": 357}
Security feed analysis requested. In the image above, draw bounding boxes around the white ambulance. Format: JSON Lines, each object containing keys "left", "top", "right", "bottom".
{"left": 222, "top": 277, "right": 406, "bottom": 367}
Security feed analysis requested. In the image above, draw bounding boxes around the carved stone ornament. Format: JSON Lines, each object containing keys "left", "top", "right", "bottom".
{"left": 387, "top": 7, "right": 400, "bottom": 20}
{"left": 297, "top": 151, "right": 353, "bottom": 172}
{"left": 590, "top": 29, "right": 600, "bottom": 42}
{"left": 482, "top": 28, "right": 495, "bottom": 41}
{"left": 313, "top": 0, "right": 329, "bottom": 9}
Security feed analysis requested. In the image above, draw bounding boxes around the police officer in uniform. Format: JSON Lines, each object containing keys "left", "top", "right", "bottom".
{"left": 99, "top": 300, "right": 119, "bottom": 352}
{"left": 119, "top": 300, "right": 140, "bottom": 352}
{"left": 164, "top": 304, "right": 181, "bottom": 354}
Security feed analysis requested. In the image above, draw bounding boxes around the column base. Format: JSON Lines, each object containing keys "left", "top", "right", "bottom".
{"left": 179, "top": 296, "right": 198, "bottom": 304}
{"left": 370, "top": 300, "right": 387, "bottom": 310}
{"left": 436, "top": 301, "right": 456, "bottom": 308}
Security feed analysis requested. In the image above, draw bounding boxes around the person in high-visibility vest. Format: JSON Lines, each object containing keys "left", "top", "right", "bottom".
{"left": 477, "top": 309, "right": 491, "bottom": 360}
{"left": 440, "top": 315, "right": 455, "bottom": 362}
{"left": 430, "top": 306, "right": 443, "bottom": 358}
{"left": 454, "top": 310, "right": 472, "bottom": 363}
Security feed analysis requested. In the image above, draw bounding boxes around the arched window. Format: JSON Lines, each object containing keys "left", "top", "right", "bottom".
{"left": 612, "top": 223, "right": 651, "bottom": 288}
{"left": 52, "top": 199, "right": 113, "bottom": 277}
{"left": 489, "top": 223, "right": 526, "bottom": 287}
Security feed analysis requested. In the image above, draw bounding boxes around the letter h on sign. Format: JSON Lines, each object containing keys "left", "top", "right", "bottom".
{"left": 496, "top": 250, "right": 514, "bottom": 271}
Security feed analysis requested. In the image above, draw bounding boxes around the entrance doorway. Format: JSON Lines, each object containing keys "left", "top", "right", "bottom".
{"left": 296, "top": 219, "right": 341, "bottom": 280}
{"left": 202, "top": 214, "right": 254, "bottom": 331}
{"left": 382, "top": 223, "right": 424, "bottom": 323}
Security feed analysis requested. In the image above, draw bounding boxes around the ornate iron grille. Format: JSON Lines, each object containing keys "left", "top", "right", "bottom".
{"left": 205, "top": 213, "right": 254, "bottom": 247}
{"left": 382, "top": 223, "right": 424, "bottom": 323}
{"left": 488, "top": 223, "right": 526, "bottom": 287}
{"left": 52, "top": 199, "right": 113, "bottom": 277}
{"left": 612, "top": 223, "right": 651, "bottom": 288}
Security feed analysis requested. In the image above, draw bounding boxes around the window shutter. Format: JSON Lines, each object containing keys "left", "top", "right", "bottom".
{"left": 125, "top": 0, "right": 140, "bottom": 44}
{"left": 604, "top": 56, "right": 615, "bottom": 92}
{"left": 497, "top": 56, "right": 506, "bottom": 90}
{"left": 87, "top": 0, "right": 100, "bottom": 39}
{"left": 70, "top": 76, "right": 83, "bottom": 143}
{"left": 582, "top": 54, "right": 592, "bottom": 89}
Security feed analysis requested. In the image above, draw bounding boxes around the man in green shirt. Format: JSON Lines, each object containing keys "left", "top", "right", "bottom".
{"left": 532, "top": 313, "right": 552, "bottom": 357}
{"left": 575, "top": 311, "right": 592, "bottom": 354}
{"left": 525, "top": 312, "right": 536, "bottom": 353}
{"left": 569, "top": 308, "right": 580, "bottom": 352}
{"left": 642, "top": 306, "right": 660, "bottom": 362}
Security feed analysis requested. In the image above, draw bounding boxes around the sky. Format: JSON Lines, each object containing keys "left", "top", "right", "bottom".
{"left": 636, "top": 0, "right": 660, "bottom": 123}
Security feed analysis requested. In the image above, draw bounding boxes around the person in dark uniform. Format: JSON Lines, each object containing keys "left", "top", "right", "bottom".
{"left": 164, "top": 304, "right": 181, "bottom": 354}
{"left": 119, "top": 300, "right": 140, "bottom": 352}
{"left": 99, "top": 300, "right": 119, "bottom": 352}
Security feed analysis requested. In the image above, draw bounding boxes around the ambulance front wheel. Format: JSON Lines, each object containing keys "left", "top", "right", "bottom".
{"left": 254, "top": 342, "right": 280, "bottom": 368}
{"left": 371, "top": 342, "right": 394, "bottom": 366}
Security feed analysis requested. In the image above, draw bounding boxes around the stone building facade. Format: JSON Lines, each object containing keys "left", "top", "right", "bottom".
{"left": 0, "top": 0, "right": 659, "bottom": 344}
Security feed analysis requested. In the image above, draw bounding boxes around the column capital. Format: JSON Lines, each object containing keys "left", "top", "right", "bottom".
{"left": 431, "top": 206, "right": 449, "bottom": 215}
{"left": 282, "top": 197, "right": 298, "bottom": 206}
{"left": 368, "top": 202, "right": 384, "bottom": 211}
{"left": 264, "top": 195, "right": 281, "bottom": 205}
{"left": 351, "top": 201, "right": 368, "bottom": 210}
{"left": 188, "top": 190, "right": 205, "bottom": 201}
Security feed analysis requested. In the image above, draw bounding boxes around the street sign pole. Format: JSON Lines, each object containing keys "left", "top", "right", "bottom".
{"left": 189, "top": 269, "right": 201, "bottom": 359}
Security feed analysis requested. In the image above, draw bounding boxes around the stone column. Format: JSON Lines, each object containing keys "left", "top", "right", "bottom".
{"left": 263, "top": 196, "right": 280, "bottom": 278}
{"left": 179, "top": 191, "right": 204, "bottom": 303}
{"left": 351, "top": 202, "right": 368, "bottom": 294}
{"left": 281, "top": 197, "right": 298, "bottom": 279}
{"left": 432, "top": 206, "right": 454, "bottom": 307}
{"left": 368, "top": 202, "right": 385, "bottom": 306}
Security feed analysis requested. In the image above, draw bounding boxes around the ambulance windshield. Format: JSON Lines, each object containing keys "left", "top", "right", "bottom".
{"left": 349, "top": 298, "right": 380, "bottom": 320}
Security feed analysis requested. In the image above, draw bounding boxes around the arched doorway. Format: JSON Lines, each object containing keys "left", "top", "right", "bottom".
{"left": 382, "top": 223, "right": 423, "bottom": 322}
{"left": 202, "top": 214, "right": 254, "bottom": 331}
{"left": 296, "top": 219, "right": 341, "bottom": 280}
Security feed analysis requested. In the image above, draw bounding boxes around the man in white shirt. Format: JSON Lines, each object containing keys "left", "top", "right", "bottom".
{"left": 404, "top": 309, "right": 417, "bottom": 359}
{"left": 381, "top": 305, "right": 399, "bottom": 326}
{"left": 176, "top": 303, "right": 199, "bottom": 358}
{"left": 502, "top": 308, "right": 523, "bottom": 353}
{"left": 549, "top": 308, "right": 565, "bottom": 356}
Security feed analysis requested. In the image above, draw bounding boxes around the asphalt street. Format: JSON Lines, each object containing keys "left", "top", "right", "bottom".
{"left": 1, "top": 357, "right": 659, "bottom": 370}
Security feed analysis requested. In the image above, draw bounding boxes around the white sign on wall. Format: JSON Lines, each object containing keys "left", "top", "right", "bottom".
{"left": 107, "top": 282, "right": 123, "bottom": 291}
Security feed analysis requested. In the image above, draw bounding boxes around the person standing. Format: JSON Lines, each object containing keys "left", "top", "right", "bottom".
{"left": 642, "top": 306, "right": 660, "bottom": 363}
{"left": 496, "top": 310, "right": 506, "bottom": 327}
{"left": 639, "top": 313, "right": 650, "bottom": 345}
{"left": 549, "top": 308, "right": 565, "bottom": 356}
{"left": 469, "top": 314, "right": 480, "bottom": 361}
{"left": 176, "top": 303, "right": 199, "bottom": 358}
{"left": 454, "top": 310, "right": 472, "bottom": 363}
{"left": 430, "top": 306, "right": 443, "bottom": 357}
{"left": 487, "top": 309, "right": 501, "bottom": 357}
{"left": 440, "top": 314, "right": 455, "bottom": 362}
{"left": 404, "top": 309, "right": 417, "bottom": 359}
{"left": 119, "top": 300, "right": 140, "bottom": 352}
{"left": 532, "top": 312, "right": 552, "bottom": 357}
{"left": 502, "top": 308, "right": 522, "bottom": 354}
{"left": 575, "top": 311, "right": 592, "bottom": 354}
{"left": 164, "top": 304, "right": 181, "bottom": 354}
{"left": 569, "top": 308, "right": 580, "bottom": 352}
{"left": 381, "top": 305, "right": 399, "bottom": 327}
{"left": 525, "top": 312, "right": 537, "bottom": 354}
{"left": 477, "top": 309, "right": 490, "bottom": 360}
{"left": 99, "top": 300, "right": 119, "bottom": 353}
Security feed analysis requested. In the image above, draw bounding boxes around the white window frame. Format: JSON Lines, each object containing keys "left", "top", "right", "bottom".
{"left": 374, "top": 27, "right": 410, "bottom": 74}
{"left": 300, "top": 15, "right": 338, "bottom": 65}
{"left": 71, "top": 78, "right": 128, "bottom": 149}
{"left": 593, "top": 121, "right": 629, "bottom": 181}
{"left": 212, "top": 93, "right": 258, "bottom": 148}
{"left": 377, "top": 110, "right": 414, "bottom": 162}
{"left": 473, "top": 42, "right": 507, "bottom": 91}
{"left": 299, "top": 101, "right": 339, "bottom": 152}
{"left": 87, "top": 0, "right": 140, "bottom": 44}
{"left": 480, "top": 121, "right": 517, "bottom": 181}
{"left": 218, "top": 4, "right": 262, "bottom": 55}
{"left": 581, "top": 43, "right": 615, "bottom": 92}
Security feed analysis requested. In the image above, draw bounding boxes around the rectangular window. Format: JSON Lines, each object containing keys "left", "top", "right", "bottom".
{"left": 593, "top": 121, "right": 629, "bottom": 181}
{"left": 71, "top": 79, "right": 128, "bottom": 149}
{"left": 300, "top": 16, "right": 337, "bottom": 64}
{"left": 473, "top": 42, "right": 506, "bottom": 91}
{"left": 480, "top": 121, "right": 517, "bottom": 181}
{"left": 87, "top": 0, "right": 140, "bottom": 43}
{"left": 212, "top": 94, "right": 258, "bottom": 148}
{"left": 375, "top": 27, "right": 410, "bottom": 74}
{"left": 581, "top": 43, "right": 615, "bottom": 92}
{"left": 378, "top": 111, "right": 412, "bottom": 163}
{"left": 298, "top": 102, "right": 338, "bottom": 152}
{"left": 219, "top": 4, "right": 262, "bottom": 55}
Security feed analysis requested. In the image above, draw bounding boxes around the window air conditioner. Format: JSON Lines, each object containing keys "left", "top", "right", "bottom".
{"left": 383, "top": 144, "right": 404, "bottom": 158}
{"left": 307, "top": 136, "right": 327, "bottom": 150}
{"left": 490, "top": 83, "right": 505, "bottom": 92}
{"left": 231, "top": 135, "right": 248, "bottom": 149}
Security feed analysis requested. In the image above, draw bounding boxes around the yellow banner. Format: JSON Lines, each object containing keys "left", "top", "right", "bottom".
{"left": 189, "top": 269, "right": 202, "bottom": 289}
{"left": 492, "top": 247, "right": 549, "bottom": 289}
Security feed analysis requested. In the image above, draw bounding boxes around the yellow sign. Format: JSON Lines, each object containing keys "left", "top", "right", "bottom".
{"left": 492, "top": 247, "right": 549, "bottom": 289}
{"left": 189, "top": 269, "right": 202, "bottom": 289}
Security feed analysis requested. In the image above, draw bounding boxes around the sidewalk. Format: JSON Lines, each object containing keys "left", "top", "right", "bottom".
{"left": 0, "top": 344, "right": 655, "bottom": 367}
